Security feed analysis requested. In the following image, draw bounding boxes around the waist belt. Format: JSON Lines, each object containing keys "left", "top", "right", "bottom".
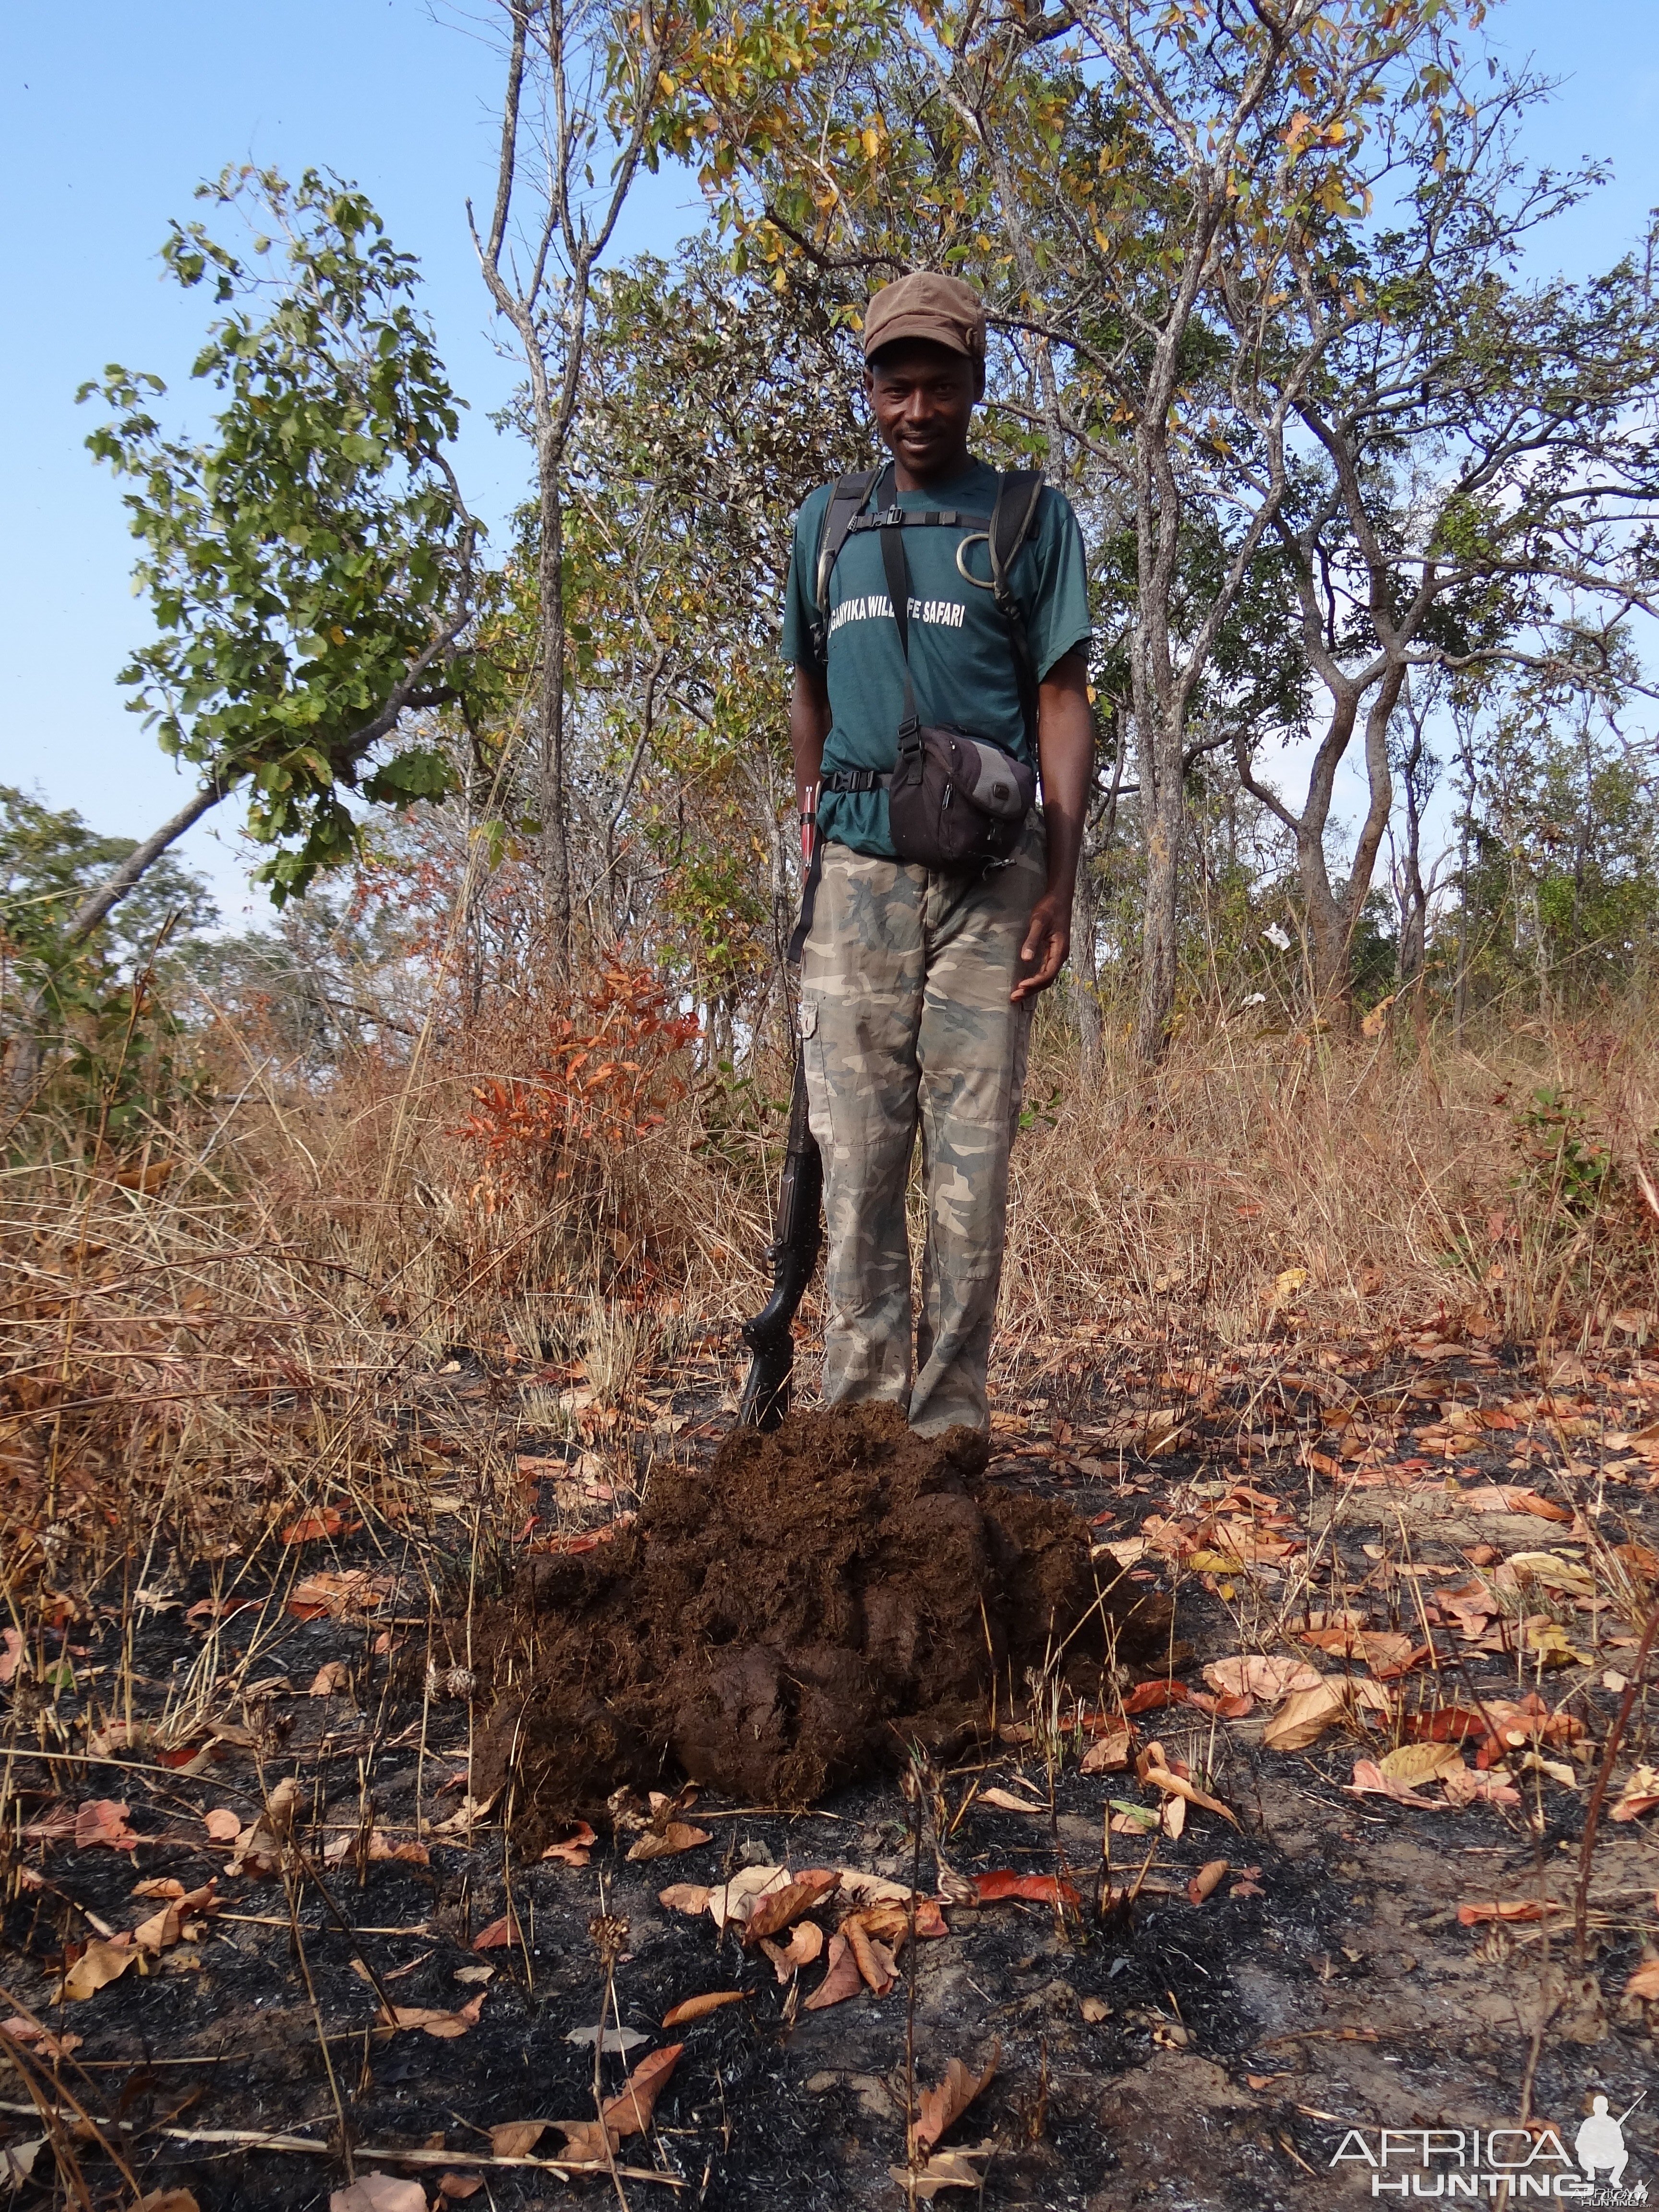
{"left": 820, "top": 768, "right": 890, "bottom": 793}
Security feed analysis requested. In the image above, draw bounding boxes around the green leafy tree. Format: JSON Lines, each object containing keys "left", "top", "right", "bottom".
{"left": 561, "top": 246, "right": 866, "bottom": 1016}
{"left": 76, "top": 164, "right": 492, "bottom": 926}
{"left": 1451, "top": 644, "right": 1659, "bottom": 1013}
{"left": 0, "top": 788, "right": 217, "bottom": 1142}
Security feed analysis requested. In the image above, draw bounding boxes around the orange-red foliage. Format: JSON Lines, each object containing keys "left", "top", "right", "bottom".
{"left": 455, "top": 967, "right": 700, "bottom": 1210}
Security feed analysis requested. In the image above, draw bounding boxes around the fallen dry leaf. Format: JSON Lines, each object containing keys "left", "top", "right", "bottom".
{"left": 323, "top": 1829, "right": 430, "bottom": 1868}
{"left": 229, "top": 1776, "right": 301, "bottom": 1877}
{"left": 831, "top": 1869, "right": 945, "bottom": 1925}
{"left": 1624, "top": 1960, "right": 1659, "bottom": 2001}
{"left": 134, "top": 2190, "right": 201, "bottom": 2212}
{"left": 1459, "top": 1485, "right": 1573, "bottom": 1524}
{"left": 1081, "top": 1996, "right": 1111, "bottom": 2023}
{"left": 889, "top": 2146, "right": 994, "bottom": 2199}
{"left": 552, "top": 2120, "right": 616, "bottom": 2167}
{"left": 759, "top": 1921, "right": 825, "bottom": 1982}
{"left": 697, "top": 1863, "right": 790, "bottom": 1930}
{"left": 1443, "top": 1766, "right": 1521, "bottom": 1808}
{"left": 489, "top": 2120, "right": 548, "bottom": 2157}
{"left": 1487, "top": 1693, "right": 1585, "bottom": 1749}
{"left": 1, "top": 2016, "right": 82, "bottom": 2059}
{"left": 1261, "top": 1680, "right": 1347, "bottom": 1752}
{"left": 183, "top": 1596, "right": 257, "bottom": 1629}
{"left": 203, "top": 1807, "right": 242, "bottom": 1843}
{"left": 1456, "top": 1899, "right": 1563, "bottom": 1926}
{"left": 1403, "top": 1705, "right": 1491, "bottom": 1743}
{"left": 283, "top": 1507, "right": 344, "bottom": 1543}
{"left": 330, "top": 2179, "right": 427, "bottom": 2212}
{"left": 61, "top": 1936, "right": 138, "bottom": 2000}
{"left": 1187, "top": 1860, "right": 1229, "bottom": 1906}
{"left": 1379, "top": 1741, "right": 1465, "bottom": 1787}
{"left": 134, "top": 1880, "right": 217, "bottom": 1954}
{"left": 626, "top": 1821, "right": 712, "bottom": 1862}
{"left": 74, "top": 1799, "right": 138, "bottom": 1853}
{"left": 858, "top": 1897, "right": 940, "bottom": 1947}
{"left": 1348, "top": 1759, "right": 1441, "bottom": 1809}
{"left": 1611, "top": 1766, "right": 1659, "bottom": 1822}
{"left": 1080, "top": 1728, "right": 1133, "bottom": 1774}
{"left": 428, "top": 1791, "right": 497, "bottom": 1838}
{"left": 915, "top": 2043, "right": 999, "bottom": 2154}
{"left": 977, "top": 1787, "right": 1046, "bottom": 1814}
{"left": 1300, "top": 1626, "right": 1420, "bottom": 1675}
{"left": 1202, "top": 1655, "right": 1322, "bottom": 1702}
{"left": 1517, "top": 1752, "right": 1578, "bottom": 1789}
{"left": 658, "top": 1881, "right": 712, "bottom": 1916}
{"left": 471, "top": 1915, "right": 520, "bottom": 1952}
{"left": 381, "top": 1992, "right": 486, "bottom": 2039}
{"left": 308, "top": 1660, "right": 352, "bottom": 1698}
{"left": 0, "top": 2139, "right": 43, "bottom": 2188}
{"left": 541, "top": 1820, "right": 598, "bottom": 1867}
{"left": 0, "top": 1627, "right": 24, "bottom": 1687}
{"left": 438, "top": 2179, "right": 483, "bottom": 2203}
{"left": 1140, "top": 1763, "right": 1238, "bottom": 1827}
{"left": 742, "top": 1869, "right": 839, "bottom": 1947}
{"left": 842, "top": 1914, "right": 899, "bottom": 1996}
{"left": 803, "top": 1932, "right": 866, "bottom": 2011}
{"left": 287, "top": 1570, "right": 392, "bottom": 1621}
{"left": 1122, "top": 1679, "right": 1190, "bottom": 1715}
{"left": 551, "top": 2041, "right": 684, "bottom": 2155}
{"left": 662, "top": 1990, "right": 745, "bottom": 2026}
{"left": 970, "top": 1871, "right": 1081, "bottom": 1908}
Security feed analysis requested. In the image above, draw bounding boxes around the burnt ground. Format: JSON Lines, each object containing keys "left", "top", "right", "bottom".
{"left": 4, "top": 1311, "right": 1659, "bottom": 2210}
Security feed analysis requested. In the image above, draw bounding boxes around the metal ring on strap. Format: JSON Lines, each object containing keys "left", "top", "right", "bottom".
{"left": 954, "top": 531, "right": 997, "bottom": 590}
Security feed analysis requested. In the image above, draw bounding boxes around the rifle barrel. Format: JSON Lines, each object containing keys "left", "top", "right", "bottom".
{"left": 736, "top": 1048, "right": 822, "bottom": 1430}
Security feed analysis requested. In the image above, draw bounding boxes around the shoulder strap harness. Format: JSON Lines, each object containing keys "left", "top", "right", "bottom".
{"left": 809, "top": 469, "right": 882, "bottom": 664}
{"left": 811, "top": 462, "right": 1046, "bottom": 740}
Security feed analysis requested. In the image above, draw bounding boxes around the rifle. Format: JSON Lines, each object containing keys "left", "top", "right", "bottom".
{"left": 736, "top": 1045, "right": 822, "bottom": 1429}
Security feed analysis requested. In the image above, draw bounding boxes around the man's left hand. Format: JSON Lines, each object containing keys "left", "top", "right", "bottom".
{"left": 1012, "top": 890, "right": 1071, "bottom": 1003}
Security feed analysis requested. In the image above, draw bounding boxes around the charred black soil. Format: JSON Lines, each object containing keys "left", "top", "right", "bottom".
{"left": 474, "top": 1403, "right": 1175, "bottom": 1841}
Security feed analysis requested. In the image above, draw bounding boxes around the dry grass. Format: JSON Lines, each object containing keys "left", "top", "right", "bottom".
{"left": 1000, "top": 997, "right": 1659, "bottom": 1377}
{"left": 4, "top": 985, "right": 1659, "bottom": 1609}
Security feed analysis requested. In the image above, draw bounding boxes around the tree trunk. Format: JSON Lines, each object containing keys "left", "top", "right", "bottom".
{"left": 1134, "top": 757, "right": 1183, "bottom": 1068}
{"left": 536, "top": 449, "right": 571, "bottom": 959}
{"left": 1070, "top": 857, "right": 1102, "bottom": 1083}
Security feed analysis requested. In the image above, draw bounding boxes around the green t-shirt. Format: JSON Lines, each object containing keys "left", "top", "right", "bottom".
{"left": 780, "top": 457, "right": 1091, "bottom": 860}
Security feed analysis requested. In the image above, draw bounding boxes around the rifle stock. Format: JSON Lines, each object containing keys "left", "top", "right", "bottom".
{"left": 737, "top": 1047, "right": 823, "bottom": 1429}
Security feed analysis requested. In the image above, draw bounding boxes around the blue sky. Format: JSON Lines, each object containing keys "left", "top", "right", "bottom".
{"left": 3, "top": 0, "right": 1656, "bottom": 926}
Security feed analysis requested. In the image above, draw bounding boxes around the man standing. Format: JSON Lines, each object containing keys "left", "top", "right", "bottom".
{"left": 781, "top": 271, "right": 1093, "bottom": 1437}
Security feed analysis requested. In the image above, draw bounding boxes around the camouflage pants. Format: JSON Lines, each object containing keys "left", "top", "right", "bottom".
{"left": 798, "top": 816, "right": 1045, "bottom": 1435}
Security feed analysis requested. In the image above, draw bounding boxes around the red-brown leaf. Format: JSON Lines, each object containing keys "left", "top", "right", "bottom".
{"left": 74, "top": 1800, "right": 138, "bottom": 1852}
{"left": 802, "top": 1932, "right": 866, "bottom": 2011}
{"left": 1456, "top": 1899, "right": 1563, "bottom": 1926}
{"left": 601, "top": 2042, "right": 683, "bottom": 2139}
{"left": 914, "top": 2042, "right": 1000, "bottom": 2154}
{"left": 1122, "top": 1680, "right": 1190, "bottom": 1715}
{"left": 741, "top": 1869, "right": 839, "bottom": 1947}
{"left": 970, "top": 1871, "right": 1082, "bottom": 1908}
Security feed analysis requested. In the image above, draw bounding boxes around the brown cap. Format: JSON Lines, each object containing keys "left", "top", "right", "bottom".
{"left": 863, "top": 271, "right": 986, "bottom": 367}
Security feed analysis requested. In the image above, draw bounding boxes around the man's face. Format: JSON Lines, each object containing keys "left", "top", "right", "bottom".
{"left": 865, "top": 339, "right": 978, "bottom": 480}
